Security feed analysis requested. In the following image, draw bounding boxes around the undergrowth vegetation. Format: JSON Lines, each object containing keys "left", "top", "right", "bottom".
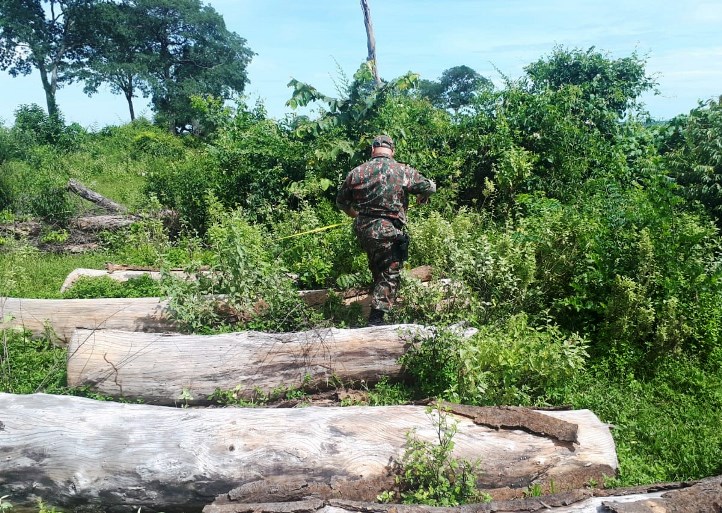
{"left": 1, "top": 47, "right": 722, "bottom": 494}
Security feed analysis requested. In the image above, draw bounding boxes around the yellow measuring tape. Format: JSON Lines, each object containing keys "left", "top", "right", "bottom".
{"left": 274, "top": 220, "right": 350, "bottom": 241}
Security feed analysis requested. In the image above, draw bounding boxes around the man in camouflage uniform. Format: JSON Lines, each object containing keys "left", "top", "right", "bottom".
{"left": 336, "top": 135, "right": 436, "bottom": 326}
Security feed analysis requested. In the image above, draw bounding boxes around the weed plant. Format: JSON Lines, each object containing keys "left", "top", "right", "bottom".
{"left": 379, "top": 403, "right": 490, "bottom": 506}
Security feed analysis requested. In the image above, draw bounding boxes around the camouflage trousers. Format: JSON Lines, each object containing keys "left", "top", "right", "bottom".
{"left": 357, "top": 234, "right": 407, "bottom": 313}
{"left": 360, "top": 238, "right": 401, "bottom": 312}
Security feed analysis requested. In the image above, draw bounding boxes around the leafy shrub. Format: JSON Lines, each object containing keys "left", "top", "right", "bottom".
{"left": 145, "top": 157, "right": 218, "bottom": 233}
{"left": 132, "top": 130, "right": 185, "bottom": 159}
{"left": 0, "top": 330, "right": 66, "bottom": 394}
{"left": 62, "top": 275, "right": 162, "bottom": 299}
{"left": 380, "top": 404, "right": 488, "bottom": 505}
{"left": 402, "top": 315, "right": 588, "bottom": 406}
{"left": 163, "top": 204, "right": 323, "bottom": 333}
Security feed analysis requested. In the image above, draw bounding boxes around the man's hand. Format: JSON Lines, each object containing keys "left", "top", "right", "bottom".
{"left": 416, "top": 194, "right": 430, "bottom": 205}
{"left": 341, "top": 205, "right": 358, "bottom": 218}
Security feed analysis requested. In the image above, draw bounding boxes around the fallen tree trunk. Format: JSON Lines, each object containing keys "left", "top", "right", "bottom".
{"left": 66, "top": 325, "right": 459, "bottom": 405}
{"left": 0, "top": 393, "right": 617, "bottom": 512}
{"left": 205, "top": 475, "right": 722, "bottom": 513}
{"left": 0, "top": 296, "right": 176, "bottom": 342}
{"left": 67, "top": 179, "right": 128, "bottom": 214}
{"left": 3, "top": 268, "right": 435, "bottom": 341}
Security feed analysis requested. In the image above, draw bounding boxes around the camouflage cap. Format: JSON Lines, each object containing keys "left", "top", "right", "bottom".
{"left": 371, "top": 134, "right": 395, "bottom": 149}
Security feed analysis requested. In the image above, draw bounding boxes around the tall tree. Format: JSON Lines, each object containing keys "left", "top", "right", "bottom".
{"left": 79, "top": 0, "right": 254, "bottom": 131}
{"left": 418, "top": 65, "right": 492, "bottom": 112}
{"left": 0, "top": 0, "right": 94, "bottom": 118}
{"left": 524, "top": 46, "right": 656, "bottom": 118}
{"left": 76, "top": 1, "right": 154, "bottom": 121}
{"left": 141, "top": 0, "right": 253, "bottom": 133}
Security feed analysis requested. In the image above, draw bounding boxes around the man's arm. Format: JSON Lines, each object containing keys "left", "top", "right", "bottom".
{"left": 336, "top": 177, "right": 358, "bottom": 218}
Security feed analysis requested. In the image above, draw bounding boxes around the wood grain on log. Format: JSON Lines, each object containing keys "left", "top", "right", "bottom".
{"left": 0, "top": 393, "right": 617, "bottom": 512}
{"left": 0, "top": 296, "right": 175, "bottom": 342}
{"left": 67, "top": 325, "right": 433, "bottom": 405}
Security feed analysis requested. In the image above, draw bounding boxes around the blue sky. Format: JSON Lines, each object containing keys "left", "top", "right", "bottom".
{"left": 1, "top": 0, "right": 721, "bottom": 128}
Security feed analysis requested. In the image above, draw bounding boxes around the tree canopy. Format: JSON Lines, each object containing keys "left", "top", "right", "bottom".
{"left": 0, "top": 0, "right": 95, "bottom": 117}
{"left": 418, "top": 65, "right": 493, "bottom": 112}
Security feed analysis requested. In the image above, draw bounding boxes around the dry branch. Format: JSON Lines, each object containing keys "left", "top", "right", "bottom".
{"left": 67, "top": 179, "right": 128, "bottom": 214}
{"left": 0, "top": 393, "right": 617, "bottom": 512}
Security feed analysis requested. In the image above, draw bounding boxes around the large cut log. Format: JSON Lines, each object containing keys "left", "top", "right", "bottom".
{"left": 204, "top": 475, "right": 722, "bottom": 513}
{"left": 0, "top": 296, "right": 176, "bottom": 342}
{"left": 0, "top": 393, "right": 617, "bottom": 512}
{"left": 66, "top": 325, "right": 459, "bottom": 405}
{"left": 2, "top": 268, "right": 435, "bottom": 341}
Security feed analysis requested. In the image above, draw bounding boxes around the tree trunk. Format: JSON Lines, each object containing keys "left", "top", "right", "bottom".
{"left": 0, "top": 296, "right": 176, "bottom": 342}
{"left": 66, "top": 324, "right": 454, "bottom": 405}
{"left": 2, "top": 267, "right": 434, "bottom": 341}
{"left": 360, "top": 0, "right": 381, "bottom": 86}
{"left": 0, "top": 393, "right": 617, "bottom": 512}
{"left": 124, "top": 78, "right": 136, "bottom": 121}
{"left": 67, "top": 179, "right": 128, "bottom": 214}
{"left": 37, "top": 61, "right": 59, "bottom": 119}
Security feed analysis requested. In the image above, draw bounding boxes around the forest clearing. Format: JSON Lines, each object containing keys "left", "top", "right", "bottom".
{"left": 1, "top": 1, "right": 722, "bottom": 511}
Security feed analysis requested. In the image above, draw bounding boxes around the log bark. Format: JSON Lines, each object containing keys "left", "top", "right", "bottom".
{"left": 205, "top": 475, "right": 722, "bottom": 513}
{"left": 0, "top": 393, "right": 617, "bottom": 512}
{"left": 67, "top": 179, "right": 128, "bottom": 214}
{"left": 66, "top": 325, "right": 460, "bottom": 405}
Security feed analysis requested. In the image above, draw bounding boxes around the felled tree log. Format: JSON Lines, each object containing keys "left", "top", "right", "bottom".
{"left": 0, "top": 393, "right": 617, "bottom": 512}
{"left": 0, "top": 296, "right": 176, "bottom": 342}
{"left": 205, "top": 475, "right": 722, "bottom": 513}
{"left": 67, "top": 179, "right": 128, "bottom": 214}
{"left": 66, "top": 325, "right": 454, "bottom": 405}
{"left": 3, "top": 267, "right": 435, "bottom": 341}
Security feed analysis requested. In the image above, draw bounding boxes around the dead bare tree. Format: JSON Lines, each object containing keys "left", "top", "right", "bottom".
{"left": 360, "top": 0, "right": 382, "bottom": 86}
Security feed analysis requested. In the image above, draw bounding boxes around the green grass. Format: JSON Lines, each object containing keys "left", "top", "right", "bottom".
{"left": 0, "top": 248, "right": 113, "bottom": 298}
{"left": 550, "top": 356, "right": 722, "bottom": 485}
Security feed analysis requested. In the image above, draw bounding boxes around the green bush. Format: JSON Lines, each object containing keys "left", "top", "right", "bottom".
{"left": 381, "top": 404, "right": 488, "bottom": 506}
{"left": 402, "top": 315, "right": 588, "bottom": 406}
{"left": 163, "top": 204, "right": 323, "bottom": 332}
{"left": 62, "top": 275, "right": 162, "bottom": 299}
{"left": 0, "top": 330, "right": 66, "bottom": 394}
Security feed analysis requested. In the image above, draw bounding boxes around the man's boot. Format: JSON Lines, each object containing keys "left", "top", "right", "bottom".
{"left": 367, "top": 308, "right": 386, "bottom": 326}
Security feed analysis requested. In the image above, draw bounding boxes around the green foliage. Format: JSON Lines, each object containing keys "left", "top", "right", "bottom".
{"left": 0, "top": 0, "right": 95, "bottom": 117}
{"left": 525, "top": 46, "right": 656, "bottom": 118}
{"left": 553, "top": 356, "right": 722, "bottom": 484}
{"left": 417, "top": 65, "right": 493, "bottom": 112}
{"left": 381, "top": 404, "right": 488, "bottom": 506}
{"left": 62, "top": 275, "right": 161, "bottom": 299}
{"left": 0, "top": 494, "right": 12, "bottom": 513}
{"left": 77, "top": 0, "right": 254, "bottom": 132}
{"left": 665, "top": 98, "right": 722, "bottom": 225}
{"left": 163, "top": 202, "right": 323, "bottom": 332}
{"left": 402, "top": 317, "right": 588, "bottom": 406}
{"left": 0, "top": 329, "right": 66, "bottom": 394}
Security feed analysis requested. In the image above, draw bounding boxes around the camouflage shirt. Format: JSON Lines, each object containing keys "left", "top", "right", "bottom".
{"left": 336, "top": 155, "right": 436, "bottom": 240}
